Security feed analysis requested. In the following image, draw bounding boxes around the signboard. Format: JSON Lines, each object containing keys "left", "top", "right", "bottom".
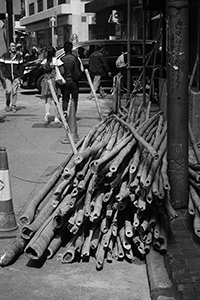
{"left": 0, "top": 20, "right": 4, "bottom": 28}
{"left": 49, "top": 16, "right": 57, "bottom": 28}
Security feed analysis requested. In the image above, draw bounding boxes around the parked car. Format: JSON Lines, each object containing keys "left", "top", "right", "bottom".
{"left": 21, "top": 39, "right": 159, "bottom": 93}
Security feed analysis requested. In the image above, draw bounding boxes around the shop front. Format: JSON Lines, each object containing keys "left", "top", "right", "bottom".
{"left": 85, "top": 0, "right": 159, "bottom": 41}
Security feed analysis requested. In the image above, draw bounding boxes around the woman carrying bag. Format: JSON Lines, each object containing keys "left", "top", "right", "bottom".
{"left": 41, "top": 46, "right": 62, "bottom": 124}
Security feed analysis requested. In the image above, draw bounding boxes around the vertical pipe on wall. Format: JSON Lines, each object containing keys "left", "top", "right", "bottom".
{"left": 142, "top": 9, "right": 146, "bottom": 107}
{"left": 6, "top": 0, "right": 13, "bottom": 44}
{"left": 167, "top": 0, "right": 189, "bottom": 208}
{"left": 196, "top": 1, "right": 200, "bottom": 91}
{"left": 127, "top": 0, "right": 131, "bottom": 101}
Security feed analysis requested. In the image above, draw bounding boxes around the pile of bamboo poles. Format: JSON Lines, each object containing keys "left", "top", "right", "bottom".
{"left": 1, "top": 100, "right": 176, "bottom": 270}
{"left": 188, "top": 124, "right": 200, "bottom": 238}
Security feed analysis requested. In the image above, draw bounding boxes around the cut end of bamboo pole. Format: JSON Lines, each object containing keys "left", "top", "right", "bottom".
{"left": 109, "top": 165, "right": 117, "bottom": 173}
{"left": 125, "top": 229, "right": 133, "bottom": 238}
{"left": 89, "top": 160, "right": 99, "bottom": 174}
{"left": 52, "top": 214, "right": 63, "bottom": 229}
{"left": 74, "top": 154, "right": 83, "bottom": 165}
{"left": 21, "top": 227, "right": 34, "bottom": 240}
{"left": 103, "top": 190, "right": 113, "bottom": 202}
{"left": 129, "top": 164, "right": 137, "bottom": 174}
{"left": 25, "top": 246, "right": 40, "bottom": 260}
{"left": 123, "top": 240, "right": 131, "bottom": 250}
{"left": 71, "top": 188, "right": 79, "bottom": 197}
{"left": 61, "top": 248, "right": 75, "bottom": 263}
{"left": 19, "top": 215, "right": 30, "bottom": 226}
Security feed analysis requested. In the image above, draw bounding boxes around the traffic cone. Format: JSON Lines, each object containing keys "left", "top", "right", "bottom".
{"left": 68, "top": 99, "right": 79, "bottom": 142}
{"left": 0, "top": 147, "right": 18, "bottom": 238}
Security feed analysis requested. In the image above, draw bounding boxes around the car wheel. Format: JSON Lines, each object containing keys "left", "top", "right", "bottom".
{"left": 36, "top": 75, "right": 44, "bottom": 93}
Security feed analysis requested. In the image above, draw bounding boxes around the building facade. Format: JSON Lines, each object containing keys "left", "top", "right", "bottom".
{"left": 86, "top": 0, "right": 199, "bottom": 76}
{"left": 20, "top": 0, "right": 94, "bottom": 49}
{"left": 85, "top": 0, "right": 161, "bottom": 41}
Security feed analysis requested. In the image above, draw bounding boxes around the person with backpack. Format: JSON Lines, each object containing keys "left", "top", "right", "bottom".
{"left": 88, "top": 42, "right": 112, "bottom": 100}
{"left": 59, "top": 41, "right": 83, "bottom": 143}
{"left": 59, "top": 41, "right": 82, "bottom": 118}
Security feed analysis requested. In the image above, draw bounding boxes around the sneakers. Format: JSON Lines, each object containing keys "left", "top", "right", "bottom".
{"left": 87, "top": 95, "right": 94, "bottom": 101}
{"left": 60, "top": 137, "right": 79, "bottom": 144}
{"left": 101, "top": 93, "right": 107, "bottom": 99}
{"left": 5, "top": 105, "right": 17, "bottom": 113}
{"left": 44, "top": 112, "right": 50, "bottom": 124}
{"left": 60, "top": 138, "right": 70, "bottom": 144}
{"left": 5, "top": 106, "right": 11, "bottom": 112}
{"left": 11, "top": 105, "right": 17, "bottom": 113}
{"left": 54, "top": 117, "right": 61, "bottom": 124}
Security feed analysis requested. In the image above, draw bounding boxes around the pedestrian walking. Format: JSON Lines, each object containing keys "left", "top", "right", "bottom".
{"left": 40, "top": 46, "right": 61, "bottom": 124}
{"left": 88, "top": 42, "right": 112, "bottom": 100}
{"left": 0, "top": 41, "right": 24, "bottom": 112}
{"left": 59, "top": 41, "right": 82, "bottom": 116}
{"left": 28, "top": 45, "right": 39, "bottom": 61}
{"left": 59, "top": 41, "right": 82, "bottom": 143}
{"left": 22, "top": 44, "right": 30, "bottom": 62}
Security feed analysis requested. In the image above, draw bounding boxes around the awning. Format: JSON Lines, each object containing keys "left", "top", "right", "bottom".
{"left": 85, "top": 0, "right": 138, "bottom": 12}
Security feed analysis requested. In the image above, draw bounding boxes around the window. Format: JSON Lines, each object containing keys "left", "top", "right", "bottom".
{"left": 58, "top": 0, "right": 70, "bottom": 4}
{"left": 37, "top": 0, "right": 43, "bottom": 12}
{"left": 47, "top": 0, "right": 53, "bottom": 9}
{"left": 29, "top": 3, "right": 34, "bottom": 15}
{"left": 81, "top": 16, "right": 86, "bottom": 23}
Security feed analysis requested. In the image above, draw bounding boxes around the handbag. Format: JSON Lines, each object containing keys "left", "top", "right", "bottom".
{"left": 55, "top": 66, "right": 66, "bottom": 85}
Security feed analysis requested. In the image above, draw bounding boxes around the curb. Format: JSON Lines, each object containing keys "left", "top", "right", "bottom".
{"left": 146, "top": 249, "right": 181, "bottom": 300}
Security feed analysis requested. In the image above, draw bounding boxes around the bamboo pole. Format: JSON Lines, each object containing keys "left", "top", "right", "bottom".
{"left": 84, "top": 69, "right": 103, "bottom": 120}
{"left": 48, "top": 79, "right": 77, "bottom": 154}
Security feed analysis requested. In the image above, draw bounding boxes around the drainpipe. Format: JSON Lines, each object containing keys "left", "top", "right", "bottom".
{"left": 142, "top": 9, "right": 146, "bottom": 107}
{"left": 127, "top": 0, "right": 131, "bottom": 101}
{"left": 167, "top": 0, "right": 189, "bottom": 208}
{"left": 196, "top": 1, "right": 200, "bottom": 91}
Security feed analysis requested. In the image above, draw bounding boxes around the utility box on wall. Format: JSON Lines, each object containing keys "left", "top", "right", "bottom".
{"left": 189, "top": 90, "right": 200, "bottom": 144}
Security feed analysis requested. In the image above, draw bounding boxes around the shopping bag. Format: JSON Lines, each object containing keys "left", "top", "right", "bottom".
{"left": 55, "top": 66, "right": 66, "bottom": 85}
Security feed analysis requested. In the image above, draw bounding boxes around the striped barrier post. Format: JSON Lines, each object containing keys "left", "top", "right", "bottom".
{"left": 0, "top": 147, "right": 18, "bottom": 238}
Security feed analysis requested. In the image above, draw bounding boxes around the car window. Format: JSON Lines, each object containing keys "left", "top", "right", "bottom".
{"left": 77, "top": 45, "right": 96, "bottom": 58}
{"left": 131, "top": 45, "right": 142, "bottom": 55}
{"left": 104, "top": 44, "right": 124, "bottom": 57}
{"left": 75, "top": 41, "right": 154, "bottom": 61}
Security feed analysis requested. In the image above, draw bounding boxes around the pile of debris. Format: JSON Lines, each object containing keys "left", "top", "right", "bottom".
{"left": 1, "top": 100, "right": 200, "bottom": 270}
